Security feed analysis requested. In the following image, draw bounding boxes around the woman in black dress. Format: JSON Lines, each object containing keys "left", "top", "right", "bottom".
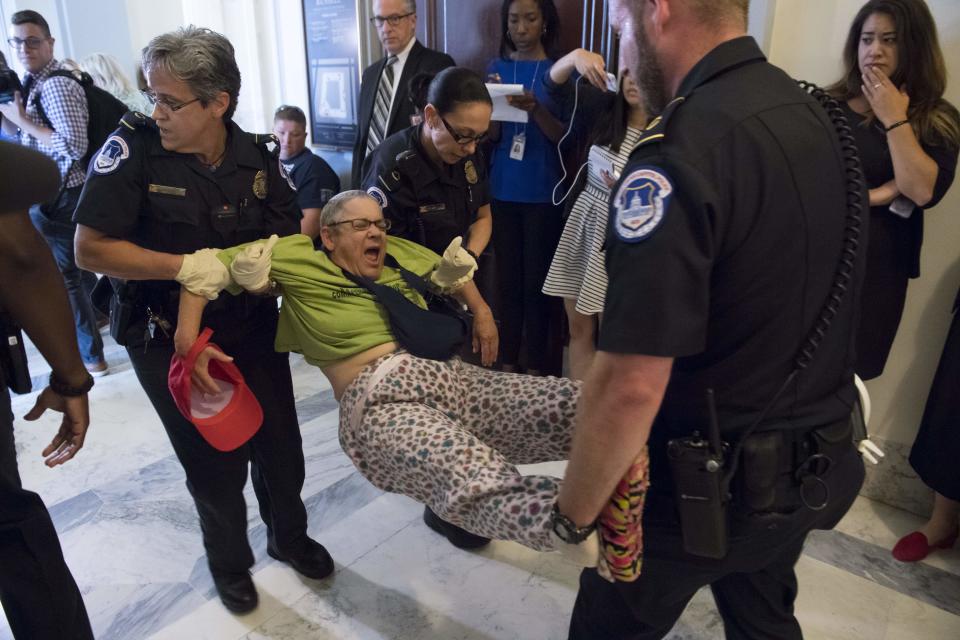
{"left": 828, "top": 0, "right": 960, "bottom": 561}
{"left": 827, "top": 0, "right": 959, "bottom": 381}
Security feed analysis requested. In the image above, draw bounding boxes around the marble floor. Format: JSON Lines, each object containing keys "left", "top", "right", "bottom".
{"left": 3, "top": 332, "right": 959, "bottom": 639}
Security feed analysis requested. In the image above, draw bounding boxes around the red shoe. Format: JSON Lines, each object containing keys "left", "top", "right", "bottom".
{"left": 892, "top": 528, "right": 959, "bottom": 562}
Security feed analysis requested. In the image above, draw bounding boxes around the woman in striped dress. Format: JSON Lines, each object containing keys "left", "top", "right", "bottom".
{"left": 542, "top": 49, "right": 647, "bottom": 379}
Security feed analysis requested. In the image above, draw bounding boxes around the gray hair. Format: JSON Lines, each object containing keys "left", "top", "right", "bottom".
{"left": 320, "top": 190, "right": 380, "bottom": 229}
{"left": 374, "top": 0, "right": 416, "bottom": 14}
{"left": 82, "top": 53, "right": 136, "bottom": 97}
{"left": 141, "top": 26, "right": 241, "bottom": 121}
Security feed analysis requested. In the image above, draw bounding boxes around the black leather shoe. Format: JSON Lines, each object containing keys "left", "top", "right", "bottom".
{"left": 267, "top": 538, "right": 335, "bottom": 580}
{"left": 211, "top": 571, "right": 258, "bottom": 614}
{"left": 423, "top": 506, "right": 491, "bottom": 549}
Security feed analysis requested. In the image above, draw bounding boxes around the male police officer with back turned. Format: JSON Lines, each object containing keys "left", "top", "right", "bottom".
{"left": 554, "top": 1, "right": 868, "bottom": 638}
{"left": 73, "top": 26, "right": 333, "bottom": 615}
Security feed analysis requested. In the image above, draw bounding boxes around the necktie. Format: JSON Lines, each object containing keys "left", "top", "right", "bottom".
{"left": 366, "top": 55, "right": 398, "bottom": 156}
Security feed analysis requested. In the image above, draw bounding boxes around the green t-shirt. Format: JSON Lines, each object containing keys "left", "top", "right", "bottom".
{"left": 218, "top": 234, "right": 440, "bottom": 367}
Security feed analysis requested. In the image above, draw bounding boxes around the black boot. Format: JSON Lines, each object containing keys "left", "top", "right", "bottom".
{"left": 267, "top": 537, "right": 335, "bottom": 580}
{"left": 211, "top": 570, "right": 258, "bottom": 614}
{"left": 423, "top": 506, "right": 491, "bottom": 549}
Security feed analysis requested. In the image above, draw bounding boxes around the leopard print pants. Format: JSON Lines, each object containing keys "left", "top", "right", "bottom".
{"left": 339, "top": 353, "right": 581, "bottom": 551}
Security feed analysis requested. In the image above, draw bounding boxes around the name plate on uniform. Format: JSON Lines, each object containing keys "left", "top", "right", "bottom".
{"left": 419, "top": 203, "right": 447, "bottom": 214}
{"left": 149, "top": 184, "right": 187, "bottom": 197}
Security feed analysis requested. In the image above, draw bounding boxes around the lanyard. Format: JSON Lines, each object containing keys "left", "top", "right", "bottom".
{"left": 513, "top": 58, "right": 543, "bottom": 138}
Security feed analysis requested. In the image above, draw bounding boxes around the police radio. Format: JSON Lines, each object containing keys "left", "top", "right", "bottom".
{"left": 667, "top": 389, "right": 729, "bottom": 559}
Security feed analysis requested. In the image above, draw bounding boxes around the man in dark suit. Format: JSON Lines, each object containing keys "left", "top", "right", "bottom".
{"left": 350, "top": 0, "right": 454, "bottom": 187}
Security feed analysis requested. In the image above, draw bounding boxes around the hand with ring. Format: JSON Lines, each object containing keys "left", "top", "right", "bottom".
{"left": 862, "top": 66, "right": 910, "bottom": 129}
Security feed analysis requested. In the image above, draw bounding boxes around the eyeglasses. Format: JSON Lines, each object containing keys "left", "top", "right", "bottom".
{"left": 370, "top": 12, "right": 414, "bottom": 28}
{"left": 7, "top": 36, "right": 48, "bottom": 50}
{"left": 141, "top": 90, "right": 201, "bottom": 113}
{"left": 439, "top": 115, "right": 487, "bottom": 146}
{"left": 328, "top": 218, "right": 392, "bottom": 231}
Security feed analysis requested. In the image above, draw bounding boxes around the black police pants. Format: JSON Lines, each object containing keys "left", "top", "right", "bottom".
{"left": 127, "top": 340, "right": 309, "bottom": 575}
{"left": 0, "top": 387, "right": 94, "bottom": 640}
{"left": 568, "top": 441, "right": 865, "bottom": 640}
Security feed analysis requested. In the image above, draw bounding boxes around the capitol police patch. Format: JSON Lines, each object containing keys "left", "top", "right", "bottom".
{"left": 93, "top": 135, "right": 130, "bottom": 175}
{"left": 366, "top": 186, "right": 389, "bottom": 209}
{"left": 612, "top": 166, "right": 674, "bottom": 242}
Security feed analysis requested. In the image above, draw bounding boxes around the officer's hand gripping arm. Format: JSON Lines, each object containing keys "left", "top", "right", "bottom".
{"left": 175, "top": 249, "right": 233, "bottom": 300}
{"left": 229, "top": 234, "right": 279, "bottom": 294}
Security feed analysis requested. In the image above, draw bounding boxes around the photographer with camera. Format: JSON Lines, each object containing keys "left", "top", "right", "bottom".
{"left": 0, "top": 140, "right": 95, "bottom": 639}
{"left": 0, "top": 10, "right": 107, "bottom": 378}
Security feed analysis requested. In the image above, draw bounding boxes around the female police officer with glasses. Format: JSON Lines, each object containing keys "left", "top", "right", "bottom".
{"left": 360, "top": 66, "right": 498, "bottom": 369}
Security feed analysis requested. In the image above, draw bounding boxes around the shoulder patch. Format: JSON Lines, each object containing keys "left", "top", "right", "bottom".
{"left": 367, "top": 186, "right": 389, "bottom": 209}
{"left": 120, "top": 111, "right": 154, "bottom": 131}
{"left": 278, "top": 158, "right": 297, "bottom": 191}
{"left": 612, "top": 166, "right": 673, "bottom": 243}
{"left": 92, "top": 135, "right": 130, "bottom": 175}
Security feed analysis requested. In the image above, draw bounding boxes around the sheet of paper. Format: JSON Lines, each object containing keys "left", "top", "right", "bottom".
{"left": 486, "top": 83, "right": 528, "bottom": 123}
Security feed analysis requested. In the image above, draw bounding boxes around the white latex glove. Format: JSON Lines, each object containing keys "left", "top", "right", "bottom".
{"left": 230, "top": 234, "right": 279, "bottom": 292}
{"left": 175, "top": 248, "right": 231, "bottom": 300}
{"left": 429, "top": 236, "right": 477, "bottom": 293}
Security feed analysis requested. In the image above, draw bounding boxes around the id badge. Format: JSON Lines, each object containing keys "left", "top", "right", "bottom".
{"left": 510, "top": 133, "right": 526, "bottom": 161}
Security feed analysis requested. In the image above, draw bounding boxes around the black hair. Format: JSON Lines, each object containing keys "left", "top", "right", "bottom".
{"left": 591, "top": 77, "right": 632, "bottom": 153}
{"left": 11, "top": 10, "right": 51, "bottom": 38}
{"left": 407, "top": 71, "right": 433, "bottom": 114}
{"left": 499, "top": 0, "right": 561, "bottom": 60}
{"left": 427, "top": 67, "right": 492, "bottom": 116}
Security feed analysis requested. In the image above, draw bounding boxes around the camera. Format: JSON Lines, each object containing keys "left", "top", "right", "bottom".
{"left": 0, "top": 68, "right": 23, "bottom": 104}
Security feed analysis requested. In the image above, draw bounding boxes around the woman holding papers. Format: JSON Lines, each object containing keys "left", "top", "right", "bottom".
{"left": 486, "top": 0, "right": 565, "bottom": 376}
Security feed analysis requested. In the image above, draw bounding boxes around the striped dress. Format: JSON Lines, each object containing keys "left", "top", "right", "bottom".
{"left": 542, "top": 127, "right": 643, "bottom": 315}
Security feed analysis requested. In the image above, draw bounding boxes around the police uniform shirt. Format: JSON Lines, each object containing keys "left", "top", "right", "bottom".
{"left": 281, "top": 147, "right": 340, "bottom": 212}
{"left": 599, "top": 37, "right": 861, "bottom": 450}
{"left": 360, "top": 124, "right": 490, "bottom": 254}
{"left": 73, "top": 112, "right": 300, "bottom": 343}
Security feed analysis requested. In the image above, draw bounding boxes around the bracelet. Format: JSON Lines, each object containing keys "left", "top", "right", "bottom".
{"left": 884, "top": 119, "right": 909, "bottom": 132}
{"left": 465, "top": 248, "right": 479, "bottom": 261}
{"left": 49, "top": 371, "right": 94, "bottom": 397}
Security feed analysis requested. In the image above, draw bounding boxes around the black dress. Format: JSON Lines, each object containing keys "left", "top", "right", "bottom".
{"left": 840, "top": 102, "right": 959, "bottom": 380}
{"left": 909, "top": 286, "right": 960, "bottom": 501}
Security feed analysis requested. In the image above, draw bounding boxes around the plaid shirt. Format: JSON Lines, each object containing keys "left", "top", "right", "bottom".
{"left": 20, "top": 59, "right": 88, "bottom": 188}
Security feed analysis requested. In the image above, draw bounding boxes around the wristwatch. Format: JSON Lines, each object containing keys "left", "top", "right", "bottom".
{"left": 550, "top": 503, "right": 596, "bottom": 544}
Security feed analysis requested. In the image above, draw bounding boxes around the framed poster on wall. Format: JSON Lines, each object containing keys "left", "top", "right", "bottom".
{"left": 302, "top": 0, "right": 360, "bottom": 149}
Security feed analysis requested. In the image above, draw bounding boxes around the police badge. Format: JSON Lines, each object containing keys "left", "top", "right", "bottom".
{"left": 464, "top": 160, "right": 478, "bottom": 185}
{"left": 252, "top": 170, "right": 268, "bottom": 200}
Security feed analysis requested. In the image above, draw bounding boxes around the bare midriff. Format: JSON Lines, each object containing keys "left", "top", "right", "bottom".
{"left": 321, "top": 341, "right": 399, "bottom": 400}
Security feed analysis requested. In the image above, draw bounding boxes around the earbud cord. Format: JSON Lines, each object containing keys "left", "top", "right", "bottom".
{"left": 551, "top": 75, "right": 590, "bottom": 206}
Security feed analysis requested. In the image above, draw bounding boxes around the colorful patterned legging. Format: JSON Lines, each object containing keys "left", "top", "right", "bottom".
{"left": 338, "top": 353, "right": 581, "bottom": 551}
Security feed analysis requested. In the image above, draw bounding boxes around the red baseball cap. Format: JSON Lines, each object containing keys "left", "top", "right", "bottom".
{"left": 168, "top": 328, "right": 263, "bottom": 452}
